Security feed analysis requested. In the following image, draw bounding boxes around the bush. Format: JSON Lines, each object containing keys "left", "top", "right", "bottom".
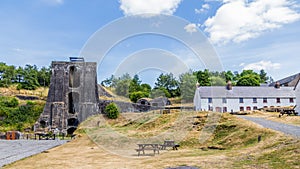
{"left": 129, "top": 91, "right": 149, "bottom": 103}
{"left": 4, "top": 97, "right": 19, "bottom": 107}
{"left": 105, "top": 103, "right": 120, "bottom": 119}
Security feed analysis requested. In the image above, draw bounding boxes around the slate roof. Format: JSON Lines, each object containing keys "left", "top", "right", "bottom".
{"left": 269, "top": 73, "right": 300, "bottom": 87}
{"left": 197, "top": 86, "right": 296, "bottom": 98}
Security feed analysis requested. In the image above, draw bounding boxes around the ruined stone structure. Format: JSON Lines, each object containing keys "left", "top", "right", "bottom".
{"left": 37, "top": 58, "right": 176, "bottom": 134}
{"left": 37, "top": 59, "right": 100, "bottom": 134}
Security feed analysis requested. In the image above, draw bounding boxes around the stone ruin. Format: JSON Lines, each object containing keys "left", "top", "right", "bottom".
{"left": 37, "top": 58, "right": 100, "bottom": 134}
{"left": 36, "top": 58, "right": 173, "bottom": 134}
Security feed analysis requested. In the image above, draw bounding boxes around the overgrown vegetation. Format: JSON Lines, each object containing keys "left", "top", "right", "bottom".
{"left": 0, "top": 96, "right": 44, "bottom": 131}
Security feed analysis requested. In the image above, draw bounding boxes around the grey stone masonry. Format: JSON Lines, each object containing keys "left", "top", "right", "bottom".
{"left": 37, "top": 61, "right": 100, "bottom": 134}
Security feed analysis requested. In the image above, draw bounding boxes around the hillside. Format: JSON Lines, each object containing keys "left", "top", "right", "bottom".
{"left": 0, "top": 86, "right": 46, "bottom": 132}
{"left": 4, "top": 111, "right": 300, "bottom": 169}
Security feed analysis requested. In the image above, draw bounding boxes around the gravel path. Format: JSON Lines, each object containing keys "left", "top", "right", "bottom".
{"left": 238, "top": 116, "right": 300, "bottom": 138}
{"left": 0, "top": 139, "right": 68, "bottom": 168}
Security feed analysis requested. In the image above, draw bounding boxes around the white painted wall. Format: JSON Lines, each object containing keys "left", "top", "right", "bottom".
{"left": 200, "top": 97, "right": 296, "bottom": 112}
{"left": 295, "top": 84, "right": 300, "bottom": 114}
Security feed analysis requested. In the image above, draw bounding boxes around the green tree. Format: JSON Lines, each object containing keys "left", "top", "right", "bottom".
{"left": 20, "top": 64, "right": 40, "bottom": 90}
{"left": 236, "top": 70, "right": 261, "bottom": 86}
{"left": 129, "top": 91, "right": 149, "bottom": 103}
{"left": 154, "top": 73, "right": 179, "bottom": 97}
{"left": 140, "top": 83, "right": 151, "bottom": 93}
{"left": 15, "top": 66, "right": 24, "bottom": 83}
{"left": 115, "top": 74, "right": 131, "bottom": 97}
{"left": 0, "top": 63, "right": 16, "bottom": 87}
{"left": 211, "top": 76, "right": 226, "bottom": 86}
{"left": 259, "top": 69, "right": 268, "bottom": 83}
{"left": 179, "top": 72, "right": 197, "bottom": 102}
{"left": 150, "top": 87, "right": 171, "bottom": 98}
{"left": 194, "top": 69, "right": 211, "bottom": 86}
{"left": 225, "top": 70, "right": 234, "bottom": 82}
{"left": 129, "top": 74, "right": 141, "bottom": 94}
{"left": 37, "top": 66, "right": 51, "bottom": 87}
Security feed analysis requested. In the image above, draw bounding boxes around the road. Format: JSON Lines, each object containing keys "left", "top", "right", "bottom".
{"left": 0, "top": 139, "right": 68, "bottom": 168}
{"left": 238, "top": 116, "right": 300, "bottom": 138}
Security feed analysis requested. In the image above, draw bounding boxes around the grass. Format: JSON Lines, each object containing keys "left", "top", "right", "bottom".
{"left": 0, "top": 85, "right": 49, "bottom": 99}
{"left": 3, "top": 111, "right": 300, "bottom": 169}
{"left": 249, "top": 110, "right": 300, "bottom": 126}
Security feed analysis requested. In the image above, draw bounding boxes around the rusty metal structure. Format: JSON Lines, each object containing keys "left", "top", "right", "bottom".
{"left": 37, "top": 58, "right": 100, "bottom": 134}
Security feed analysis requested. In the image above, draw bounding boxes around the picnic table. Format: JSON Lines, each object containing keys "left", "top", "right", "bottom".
{"left": 136, "top": 143, "right": 160, "bottom": 156}
{"left": 279, "top": 105, "right": 298, "bottom": 117}
{"left": 160, "top": 140, "right": 180, "bottom": 150}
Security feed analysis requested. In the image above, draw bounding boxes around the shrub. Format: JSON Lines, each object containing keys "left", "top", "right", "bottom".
{"left": 105, "top": 103, "right": 120, "bottom": 119}
{"left": 129, "top": 91, "right": 149, "bottom": 103}
{"left": 4, "top": 97, "right": 19, "bottom": 107}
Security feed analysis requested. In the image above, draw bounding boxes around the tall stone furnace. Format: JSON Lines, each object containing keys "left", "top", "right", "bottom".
{"left": 37, "top": 57, "right": 100, "bottom": 134}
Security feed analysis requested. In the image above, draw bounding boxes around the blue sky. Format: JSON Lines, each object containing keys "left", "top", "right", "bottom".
{"left": 0, "top": 0, "right": 300, "bottom": 85}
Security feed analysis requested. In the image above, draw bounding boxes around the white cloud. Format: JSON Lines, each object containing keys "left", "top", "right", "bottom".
{"left": 195, "top": 3, "right": 210, "bottom": 14}
{"left": 243, "top": 60, "right": 281, "bottom": 71}
{"left": 204, "top": 0, "right": 300, "bottom": 44}
{"left": 184, "top": 23, "right": 198, "bottom": 33}
{"left": 119, "top": 0, "right": 182, "bottom": 16}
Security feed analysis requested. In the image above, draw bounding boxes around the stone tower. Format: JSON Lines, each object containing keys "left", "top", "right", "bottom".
{"left": 37, "top": 58, "right": 100, "bottom": 134}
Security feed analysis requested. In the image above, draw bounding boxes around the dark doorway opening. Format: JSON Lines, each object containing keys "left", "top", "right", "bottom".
{"left": 68, "top": 92, "right": 79, "bottom": 114}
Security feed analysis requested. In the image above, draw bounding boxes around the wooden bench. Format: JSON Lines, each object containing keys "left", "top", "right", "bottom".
{"left": 160, "top": 140, "right": 180, "bottom": 150}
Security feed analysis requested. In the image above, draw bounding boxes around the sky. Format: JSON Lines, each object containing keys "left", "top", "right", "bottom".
{"left": 0, "top": 0, "right": 300, "bottom": 86}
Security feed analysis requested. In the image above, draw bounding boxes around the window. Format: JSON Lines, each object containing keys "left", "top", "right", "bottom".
{"left": 246, "top": 106, "right": 251, "bottom": 111}
{"left": 69, "top": 66, "right": 80, "bottom": 88}
{"left": 223, "top": 107, "right": 227, "bottom": 113}
{"left": 253, "top": 106, "right": 258, "bottom": 110}
{"left": 240, "top": 107, "right": 244, "bottom": 111}
{"left": 253, "top": 98, "right": 257, "bottom": 103}
{"left": 239, "top": 98, "right": 244, "bottom": 103}
{"left": 208, "top": 98, "right": 212, "bottom": 103}
{"left": 263, "top": 98, "right": 268, "bottom": 103}
{"left": 290, "top": 98, "right": 294, "bottom": 103}
{"left": 276, "top": 98, "right": 281, "bottom": 103}
{"left": 222, "top": 98, "right": 227, "bottom": 104}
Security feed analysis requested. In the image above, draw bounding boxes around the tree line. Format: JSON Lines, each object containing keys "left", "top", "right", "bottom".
{"left": 0, "top": 62, "right": 273, "bottom": 103}
{"left": 101, "top": 69, "right": 273, "bottom": 103}
{"left": 0, "top": 62, "right": 51, "bottom": 90}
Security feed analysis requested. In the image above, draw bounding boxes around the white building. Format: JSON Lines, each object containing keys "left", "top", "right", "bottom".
{"left": 295, "top": 81, "right": 300, "bottom": 113}
{"left": 194, "top": 80, "right": 299, "bottom": 113}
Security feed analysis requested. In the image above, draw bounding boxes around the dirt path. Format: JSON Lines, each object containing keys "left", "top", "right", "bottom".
{"left": 238, "top": 116, "right": 300, "bottom": 138}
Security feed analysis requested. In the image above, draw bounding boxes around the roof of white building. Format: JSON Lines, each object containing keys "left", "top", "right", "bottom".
{"left": 197, "top": 86, "right": 296, "bottom": 98}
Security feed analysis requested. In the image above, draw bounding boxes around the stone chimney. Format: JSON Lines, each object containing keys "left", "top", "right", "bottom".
{"left": 274, "top": 81, "right": 280, "bottom": 89}
{"left": 226, "top": 81, "right": 232, "bottom": 90}
{"left": 196, "top": 82, "right": 200, "bottom": 88}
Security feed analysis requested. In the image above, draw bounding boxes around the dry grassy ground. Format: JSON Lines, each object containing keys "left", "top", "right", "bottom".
{"left": 0, "top": 86, "right": 49, "bottom": 100}
{"left": 4, "top": 112, "right": 300, "bottom": 169}
{"left": 249, "top": 111, "right": 300, "bottom": 126}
